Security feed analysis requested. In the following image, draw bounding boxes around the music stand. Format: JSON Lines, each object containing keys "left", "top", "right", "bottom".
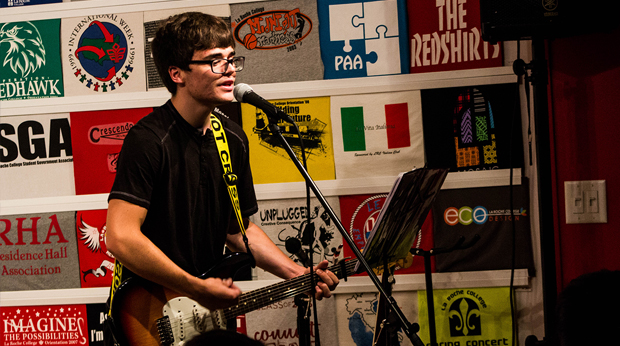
{"left": 357, "top": 167, "right": 449, "bottom": 346}
{"left": 356, "top": 167, "right": 449, "bottom": 273}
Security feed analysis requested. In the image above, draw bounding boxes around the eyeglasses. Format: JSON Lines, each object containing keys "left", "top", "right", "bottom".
{"left": 187, "top": 56, "right": 245, "bottom": 74}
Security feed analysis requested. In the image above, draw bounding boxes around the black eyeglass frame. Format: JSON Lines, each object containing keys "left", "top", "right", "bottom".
{"left": 187, "top": 56, "right": 245, "bottom": 74}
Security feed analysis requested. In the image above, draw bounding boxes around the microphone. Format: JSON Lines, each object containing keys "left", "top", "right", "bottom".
{"left": 233, "top": 83, "right": 296, "bottom": 124}
{"left": 285, "top": 237, "right": 310, "bottom": 267}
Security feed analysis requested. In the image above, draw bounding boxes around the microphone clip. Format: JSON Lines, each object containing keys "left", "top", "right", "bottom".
{"left": 285, "top": 237, "right": 311, "bottom": 267}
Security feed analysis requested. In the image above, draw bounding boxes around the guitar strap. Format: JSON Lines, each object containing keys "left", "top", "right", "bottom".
{"left": 210, "top": 113, "right": 256, "bottom": 267}
{"left": 104, "top": 261, "right": 124, "bottom": 345}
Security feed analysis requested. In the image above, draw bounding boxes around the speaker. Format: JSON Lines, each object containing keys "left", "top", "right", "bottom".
{"left": 480, "top": 0, "right": 615, "bottom": 43}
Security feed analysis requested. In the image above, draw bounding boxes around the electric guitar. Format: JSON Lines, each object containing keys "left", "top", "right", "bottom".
{"left": 109, "top": 253, "right": 358, "bottom": 346}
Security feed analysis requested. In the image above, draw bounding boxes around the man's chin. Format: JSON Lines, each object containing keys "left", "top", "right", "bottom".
{"left": 218, "top": 93, "right": 235, "bottom": 104}
{"left": 213, "top": 97, "right": 234, "bottom": 106}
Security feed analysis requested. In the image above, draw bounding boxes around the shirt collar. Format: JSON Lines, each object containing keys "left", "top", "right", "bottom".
{"left": 165, "top": 100, "right": 212, "bottom": 138}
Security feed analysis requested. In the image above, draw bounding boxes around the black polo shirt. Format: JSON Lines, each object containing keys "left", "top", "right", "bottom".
{"left": 109, "top": 100, "right": 258, "bottom": 276}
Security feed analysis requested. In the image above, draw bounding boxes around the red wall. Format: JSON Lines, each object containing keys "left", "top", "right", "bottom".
{"left": 548, "top": 25, "right": 620, "bottom": 289}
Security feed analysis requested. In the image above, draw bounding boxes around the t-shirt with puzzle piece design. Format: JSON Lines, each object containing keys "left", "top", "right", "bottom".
{"left": 318, "top": 0, "right": 410, "bottom": 79}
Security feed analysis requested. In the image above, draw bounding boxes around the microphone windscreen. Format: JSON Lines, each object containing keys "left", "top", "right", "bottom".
{"left": 284, "top": 237, "right": 302, "bottom": 254}
{"left": 233, "top": 83, "right": 252, "bottom": 103}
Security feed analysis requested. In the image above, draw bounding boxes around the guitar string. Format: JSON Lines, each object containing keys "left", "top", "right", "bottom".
{"left": 223, "top": 260, "right": 358, "bottom": 319}
{"left": 224, "top": 273, "right": 351, "bottom": 319}
{"left": 166, "top": 305, "right": 217, "bottom": 336}
{"left": 233, "top": 260, "right": 356, "bottom": 304}
{"left": 162, "top": 260, "right": 359, "bottom": 331}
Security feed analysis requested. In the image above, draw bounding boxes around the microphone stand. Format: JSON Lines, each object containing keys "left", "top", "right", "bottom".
{"left": 295, "top": 293, "right": 312, "bottom": 346}
{"left": 286, "top": 238, "right": 312, "bottom": 346}
{"left": 267, "top": 122, "right": 425, "bottom": 346}
{"left": 410, "top": 235, "right": 480, "bottom": 346}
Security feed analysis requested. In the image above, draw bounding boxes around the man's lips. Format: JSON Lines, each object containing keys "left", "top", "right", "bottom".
{"left": 219, "top": 80, "right": 235, "bottom": 91}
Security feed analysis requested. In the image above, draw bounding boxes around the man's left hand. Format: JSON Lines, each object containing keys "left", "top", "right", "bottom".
{"left": 306, "top": 260, "right": 339, "bottom": 300}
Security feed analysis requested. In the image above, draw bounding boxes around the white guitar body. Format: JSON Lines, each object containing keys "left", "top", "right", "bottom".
{"left": 159, "top": 297, "right": 226, "bottom": 346}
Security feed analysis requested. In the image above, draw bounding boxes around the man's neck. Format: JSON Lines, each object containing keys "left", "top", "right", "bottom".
{"left": 170, "top": 93, "right": 214, "bottom": 134}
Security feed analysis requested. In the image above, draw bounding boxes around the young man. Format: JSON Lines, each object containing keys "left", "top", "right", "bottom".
{"left": 105, "top": 12, "right": 338, "bottom": 315}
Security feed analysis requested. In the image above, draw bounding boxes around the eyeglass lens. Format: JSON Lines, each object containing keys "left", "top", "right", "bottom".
{"left": 213, "top": 58, "right": 243, "bottom": 73}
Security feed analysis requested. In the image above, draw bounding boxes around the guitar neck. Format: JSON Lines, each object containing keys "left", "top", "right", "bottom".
{"left": 222, "top": 259, "right": 358, "bottom": 319}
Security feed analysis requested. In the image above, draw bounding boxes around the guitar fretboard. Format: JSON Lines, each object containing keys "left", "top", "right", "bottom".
{"left": 223, "top": 259, "right": 358, "bottom": 319}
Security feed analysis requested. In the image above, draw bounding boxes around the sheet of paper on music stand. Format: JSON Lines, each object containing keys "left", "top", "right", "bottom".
{"left": 354, "top": 168, "right": 449, "bottom": 273}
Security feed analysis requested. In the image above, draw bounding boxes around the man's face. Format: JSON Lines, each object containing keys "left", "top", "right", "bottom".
{"left": 180, "top": 46, "right": 236, "bottom": 106}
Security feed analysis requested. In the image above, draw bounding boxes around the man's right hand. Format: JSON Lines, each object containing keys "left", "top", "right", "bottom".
{"left": 190, "top": 277, "right": 242, "bottom": 310}
{"left": 107, "top": 199, "right": 243, "bottom": 312}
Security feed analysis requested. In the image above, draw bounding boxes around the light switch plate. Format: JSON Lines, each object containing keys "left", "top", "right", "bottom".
{"left": 565, "top": 180, "right": 607, "bottom": 224}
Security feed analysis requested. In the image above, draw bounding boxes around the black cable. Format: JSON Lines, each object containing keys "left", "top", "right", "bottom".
{"left": 513, "top": 41, "right": 534, "bottom": 167}
{"left": 509, "top": 39, "right": 524, "bottom": 346}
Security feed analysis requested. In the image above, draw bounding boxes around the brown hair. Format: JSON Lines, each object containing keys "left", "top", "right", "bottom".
{"left": 151, "top": 12, "right": 235, "bottom": 94}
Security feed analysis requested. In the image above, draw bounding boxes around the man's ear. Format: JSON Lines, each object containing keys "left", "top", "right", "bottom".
{"left": 168, "top": 66, "right": 184, "bottom": 84}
